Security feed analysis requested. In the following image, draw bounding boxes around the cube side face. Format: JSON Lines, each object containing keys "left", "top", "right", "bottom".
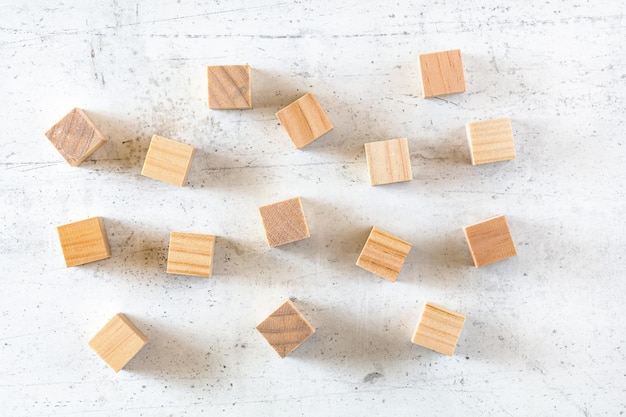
{"left": 57, "top": 217, "right": 111, "bottom": 267}
{"left": 364, "top": 138, "right": 413, "bottom": 185}
{"left": 45, "top": 108, "right": 107, "bottom": 166}
{"left": 256, "top": 300, "right": 315, "bottom": 358}
{"left": 466, "top": 117, "right": 516, "bottom": 165}
{"left": 167, "top": 232, "right": 216, "bottom": 277}
{"left": 259, "top": 197, "right": 310, "bottom": 247}
{"left": 412, "top": 303, "right": 466, "bottom": 356}
{"left": 276, "top": 93, "right": 333, "bottom": 149}
{"left": 207, "top": 65, "right": 252, "bottom": 109}
{"left": 419, "top": 49, "right": 466, "bottom": 98}
{"left": 356, "top": 227, "right": 412, "bottom": 281}
{"left": 464, "top": 215, "right": 517, "bottom": 267}
{"left": 141, "top": 135, "right": 196, "bottom": 186}
{"left": 88, "top": 313, "right": 148, "bottom": 372}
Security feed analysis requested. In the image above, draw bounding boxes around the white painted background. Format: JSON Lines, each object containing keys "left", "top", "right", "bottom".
{"left": 1, "top": 1, "right": 624, "bottom": 415}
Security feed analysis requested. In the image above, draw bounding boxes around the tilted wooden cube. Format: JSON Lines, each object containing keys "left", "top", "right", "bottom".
{"left": 364, "top": 138, "right": 413, "bottom": 185}
{"left": 463, "top": 215, "right": 517, "bottom": 267}
{"left": 57, "top": 217, "right": 111, "bottom": 267}
{"left": 141, "top": 135, "right": 196, "bottom": 186}
{"left": 276, "top": 92, "right": 333, "bottom": 149}
{"left": 207, "top": 65, "right": 252, "bottom": 109}
{"left": 259, "top": 197, "right": 310, "bottom": 247}
{"left": 419, "top": 49, "right": 466, "bottom": 98}
{"left": 466, "top": 117, "right": 516, "bottom": 165}
{"left": 45, "top": 108, "right": 107, "bottom": 166}
{"left": 256, "top": 300, "right": 315, "bottom": 358}
{"left": 167, "top": 232, "right": 216, "bottom": 277}
{"left": 89, "top": 313, "right": 148, "bottom": 372}
{"left": 412, "top": 302, "right": 466, "bottom": 356}
{"left": 356, "top": 226, "right": 412, "bottom": 282}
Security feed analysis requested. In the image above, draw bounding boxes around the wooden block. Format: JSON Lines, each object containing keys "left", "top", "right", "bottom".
{"left": 463, "top": 215, "right": 517, "bottom": 267}
{"left": 167, "top": 232, "right": 216, "bottom": 277}
{"left": 256, "top": 300, "right": 315, "bottom": 358}
{"left": 356, "top": 226, "right": 412, "bottom": 282}
{"left": 276, "top": 92, "right": 333, "bottom": 149}
{"left": 419, "top": 49, "right": 466, "bottom": 98}
{"left": 412, "top": 302, "right": 466, "bottom": 356}
{"left": 88, "top": 313, "right": 148, "bottom": 372}
{"left": 259, "top": 197, "right": 310, "bottom": 247}
{"left": 57, "top": 217, "right": 111, "bottom": 267}
{"left": 466, "top": 117, "right": 516, "bottom": 165}
{"left": 207, "top": 65, "right": 252, "bottom": 109}
{"left": 364, "top": 138, "right": 413, "bottom": 185}
{"left": 141, "top": 135, "right": 196, "bottom": 187}
{"left": 45, "top": 108, "right": 107, "bottom": 166}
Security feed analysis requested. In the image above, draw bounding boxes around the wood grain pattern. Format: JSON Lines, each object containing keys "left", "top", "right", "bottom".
{"left": 419, "top": 49, "right": 466, "bottom": 98}
{"left": 463, "top": 215, "right": 517, "bottom": 267}
{"left": 259, "top": 197, "right": 310, "bottom": 247}
{"left": 466, "top": 117, "right": 516, "bottom": 165}
{"left": 56, "top": 217, "right": 111, "bottom": 267}
{"left": 44, "top": 108, "right": 107, "bottom": 166}
{"left": 167, "top": 232, "right": 216, "bottom": 277}
{"left": 275, "top": 92, "right": 333, "bottom": 149}
{"left": 207, "top": 65, "right": 252, "bottom": 109}
{"left": 412, "top": 302, "right": 466, "bottom": 356}
{"left": 88, "top": 313, "right": 148, "bottom": 372}
{"left": 141, "top": 135, "right": 196, "bottom": 187}
{"left": 364, "top": 138, "right": 413, "bottom": 185}
{"left": 356, "top": 226, "right": 412, "bottom": 282}
{"left": 256, "top": 300, "right": 315, "bottom": 358}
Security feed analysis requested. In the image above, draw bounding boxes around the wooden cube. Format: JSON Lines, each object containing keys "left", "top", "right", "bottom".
{"left": 256, "top": 300, "right": 315, "bottom": 358}
{"left": 45, "top": 108, "right": 107, "bottom": 166}
{"left": 276, "top": 92, "right": 333, "bottom": 149}
{"left": 466, "top": 117, "right": 516, "bottom": 165}
{"left": 88, "top": 313, "right": 148, "bottom": 372}
{"left": 356, "top": 226, "right": 412, "bottom": 282}
{"left": 259, "top": 197, "right": 310, "bottom": 247}
{"left": 364, "top": 138, "right": 413, "bottom": 185}
{"left": 412, "top": 302, "right": 466, "bottom": 356}
{"left": 207, "top": 65, "right": 252, "bottom": 109}
{"left": 167, "top": 232, "right": 216, "bottom": 277}
{"left": 419, "top": 49, "right": 466, "bottom": 98}
{"left": 463, "top": 215, "right": 517, "bottom": 267}
{"left": 141, "top": 135, "right": 196, "bottom": 187}
{"left": 57, "top": 217, "right": 111, "bottom": 267}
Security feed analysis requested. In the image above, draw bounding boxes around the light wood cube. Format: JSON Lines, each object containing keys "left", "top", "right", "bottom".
{"left": 89, "top": 313, "right": 148, "bottom": 372}
{"left": 466, "top": 117, "right": 516, "bottom": 165}
{"left": 256, "top": 300, "right": 315, "bottom": 358}
{"left": 419, "top": 49, "right": 466, "bottom": 98}
{"left": 259, "top": 197, "right": 310, "bottom": 247}
{"left": 412, "top": 302, "right": 466, "bottom": 356}
{"left": 463, "top": 215, "right": 517, "bottom": 267}
{"left": 57, "top": 217, "right": 111, "bottom": 267}
{"left": 141, "top": 135, "right": 196, "bottom": 187}
{"left": 167, "top": 232, "right": 216, "bottom": 277}
{"left": 207, "top": 65, "right": 252, "bottom": 109}
{"left": 276, "top": 92, "right": 333, "bottom": 149}
{"left": 364, "top": 138, "right": 413, "bottom": 185}
{"left": 356, "top": 226, "right": 412, "bottom": 282}
{"left": 45, "top": 108, "right": 107, "bottom": 166}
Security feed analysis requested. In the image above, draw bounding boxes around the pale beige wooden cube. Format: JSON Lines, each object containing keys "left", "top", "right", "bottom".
{"left": 356, "top": 226, "right": 412, "bottom": 282}
{"left": 276, "top": 92, "right": 333, "bottom": 149}
{"left": 141, "top": 135, "right": 196, "bottom": 186}
{"left": 364, "top": 138, "right": 413, "bottom": 185}
{"left": 45, "top": 108, "right": 107, "bottom": 166}
{"left": 466, "top": 117, "right": 516, "bottom": 165}
{"left": 259, "top": 197, "right": 310, "bottom": 247}
{"left": 89, "top": 313, "right": 148, "bottom": 372}
{"left": 419, "top": 49, "right": 466, "bottom": 98}
{"left": 256, "top": 300, "right": 315, "bottom": 358}
{"left": 207, "top": 65, "right": 252, "bottom": 109}
{"left": 412, "top": 302, "right": 466, "bottom": 356}
{"left": 57, "top": 217, "right": 111, "bottom": 267}
{"left": 463, "top": 215, "right": 517, "bottom": 267}
{"left": 167, "top": 232, "right": 216, "bottom": 277}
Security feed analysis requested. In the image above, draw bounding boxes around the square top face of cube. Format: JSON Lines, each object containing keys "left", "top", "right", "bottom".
{"left": 167, "top": 232, "right": 216, "bottom": 277}
{"left": 141, "top": 135, "right": 196, "bottom": 187}
{"left": 412, "top": 303, "right": 466, "bottom": 356}
{"left": 364, "top": 138, "right": 413, "bottom": 185}
{"left": 88, "top": 313, "right": 148, "bottom": 372}
{"left": 463, "top": 215, "right": 517, "bottom": 267}
{"left": 207, "top": 65, "right": 252, "bottom": 109}
{"left": 356, "top": 226, "right": 412, "bottom": 282}
{"left": 57, "top": 217, "right": 111, "bottom": 267}
{"left": 419, "top": 49, "right": 466, "bottom": 98}
{"left": 259, "top": 197, "right": 310, "bottom": 247}
{"left": 45, "top": 108, "right": 107, "bottom": 166}
{"left": 466, "top": 117, "right": 516, "bottom": 165}
{"left": 275, "top": 92, "right": 333, "bottom": 149}
{"left": 256, "top": 300, "right": 315, "bottom": 358}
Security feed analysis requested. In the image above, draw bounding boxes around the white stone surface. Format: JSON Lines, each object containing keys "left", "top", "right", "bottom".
{"left": 1, "top": 1, "right": 625, "bottom": 415}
